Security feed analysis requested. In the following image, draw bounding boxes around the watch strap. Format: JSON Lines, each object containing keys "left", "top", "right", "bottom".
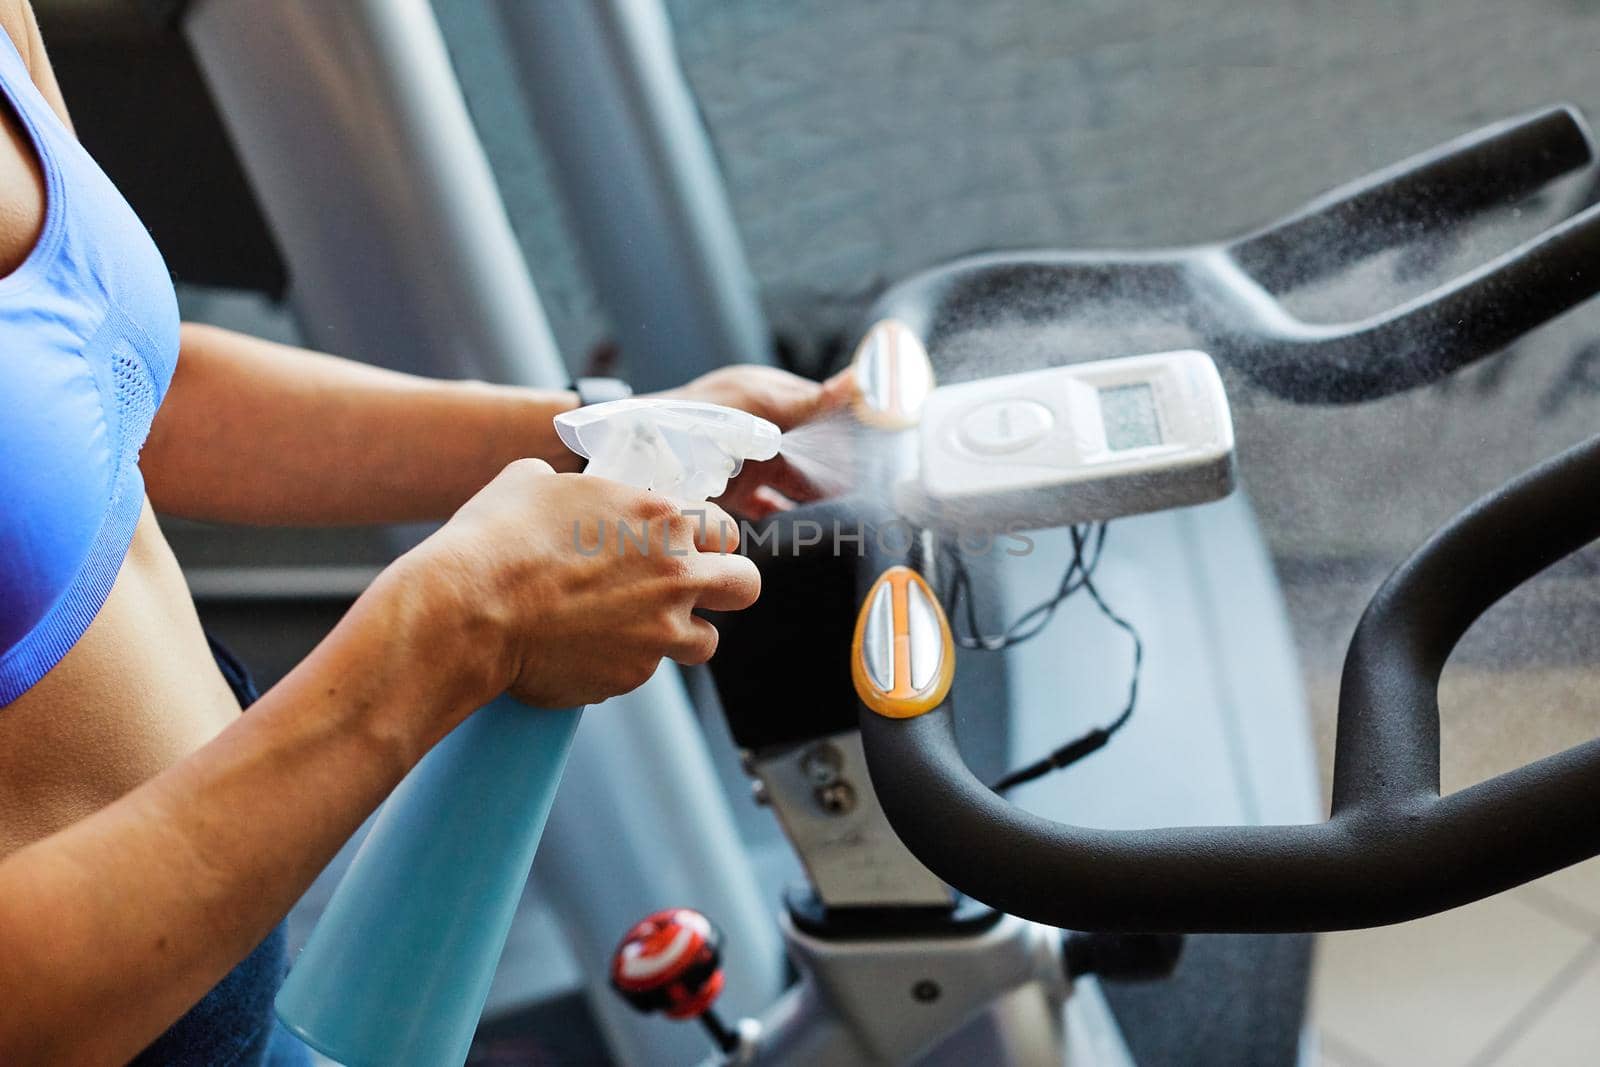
{"left": 570, "top": 376, "right": 634, "bottom": 407}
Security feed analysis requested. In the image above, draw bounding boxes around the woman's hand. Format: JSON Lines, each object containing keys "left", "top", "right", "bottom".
{"left": 392, "top": 458, "right": 759, "bottom": 718}
{"left": 653, "top": 365, "right": 857, "bottom": 519}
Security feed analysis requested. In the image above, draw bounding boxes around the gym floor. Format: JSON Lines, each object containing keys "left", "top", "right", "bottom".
{"left": 1314, "top": 851, "right": 1600, "bottom": 1067}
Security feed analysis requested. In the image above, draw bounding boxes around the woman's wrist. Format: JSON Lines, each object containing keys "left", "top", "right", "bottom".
{"left": 342, "top": 557, "right": 510, "bottom": 765}
{"left": 452, "top": 380, "right": 583, "bottom": 474}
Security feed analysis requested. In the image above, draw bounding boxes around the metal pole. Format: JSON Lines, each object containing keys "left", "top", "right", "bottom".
{"left": 184, "top": 3, "right": 782, "bottom": 1062}
{"left": 186, "top": 0, "right": 563, "bottom": 384}
{"left": 491, "top": 0, "right": 773, "bottom": 392}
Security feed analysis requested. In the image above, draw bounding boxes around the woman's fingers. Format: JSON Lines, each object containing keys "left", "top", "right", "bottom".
{"left": 686, "top": 501, "right": 741, "bottom": 553}
{"left": 820, "top": 365, "right": 859, "bottom": 411}
{"left": 756, "top": 455, "right": 824, "bottom": 502}
{"left": 742, "top": 366, "right": 855, "bottom": 429}
{"left": 667, "top": 615, "right": 722, "bottom": 665}
{"left": 746, "top": 486, "right": 797, "bottom": 519}
{"left": 691, "top": 551, "right": 761, "bottom": 613}
{"left": 778, "top": 366, "right": 856, "bottom": 427}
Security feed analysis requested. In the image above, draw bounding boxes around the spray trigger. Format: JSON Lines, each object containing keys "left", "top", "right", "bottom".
{"left": 555, "top": 398, "right": 781, "bottom": 503}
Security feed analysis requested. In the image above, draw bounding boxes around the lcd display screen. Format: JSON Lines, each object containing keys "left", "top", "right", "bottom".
{"left": 1099, "top": 383, "right": 1162, "bottom": 451}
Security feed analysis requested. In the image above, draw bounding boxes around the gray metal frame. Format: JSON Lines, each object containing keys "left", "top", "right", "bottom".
{"left": 714, "top": 915, "right": 1137, "bottom": 1067}
{"left": 749, "top": 731, "right": 951, "bottom": 909}
{"left": 186, "top": 0, "right": 562, "bottom": 384}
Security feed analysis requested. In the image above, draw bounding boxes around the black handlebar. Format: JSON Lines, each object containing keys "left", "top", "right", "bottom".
{"left": 860, "top": 433, "right": 1600, "bottom": 932}
{"left": 868, "top": 105, "right": 1600, "bottom": 404}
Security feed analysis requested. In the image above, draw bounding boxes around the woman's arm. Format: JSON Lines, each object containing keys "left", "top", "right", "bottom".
{"left": 143, "top": 324, "right": 855, "bottom": 526}
{"left": 142, "top": 323, "right": 584, "bottom": 524}
{"left": 0, "top": 461, "right": 759, "bottom": 1064}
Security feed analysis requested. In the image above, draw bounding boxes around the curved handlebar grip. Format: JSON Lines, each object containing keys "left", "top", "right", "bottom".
{"left": 865, "top": 106, "right": 1600, "bottom": 406}
{"left": 1228, "top": 105, "right": 1595, "bottom": 292}
{"left": 1223, "top": 198, "right": 1600, "bottom": 403}
{"left": 859, "top": 434, "right": 1600, "bottom": 932}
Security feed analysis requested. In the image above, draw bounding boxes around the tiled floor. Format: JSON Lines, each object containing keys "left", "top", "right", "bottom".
{"left": 1314, "top": 876, "right": 1600, "bottom": 1066}
{"left": 1308, "top": 668, "right": 1600, "bottom": 1066}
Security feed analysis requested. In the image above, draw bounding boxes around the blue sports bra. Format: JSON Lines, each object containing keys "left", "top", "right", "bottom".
{"left": 0, "top": 32, "right": 179, "bottom": 705}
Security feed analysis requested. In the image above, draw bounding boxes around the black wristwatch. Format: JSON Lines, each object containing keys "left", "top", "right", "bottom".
{"left": 569, "top": 376, "right": 633, "bottom": 408}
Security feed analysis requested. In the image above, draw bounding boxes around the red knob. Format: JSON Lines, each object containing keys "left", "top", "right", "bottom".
{"left": 610, "top": 908, "right": 726, "bottom": 1021}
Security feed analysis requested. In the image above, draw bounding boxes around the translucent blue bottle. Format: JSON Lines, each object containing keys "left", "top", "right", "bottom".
{"left": 274, "top": 697, "right": 581, "bottom": 1066}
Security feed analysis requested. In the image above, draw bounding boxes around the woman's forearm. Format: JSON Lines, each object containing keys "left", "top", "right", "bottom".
{"left": 0, "top": 570, "right": 479, "bottom": 1064}
{"left": 142, "top": 322, "right": 582, "bottom": 524}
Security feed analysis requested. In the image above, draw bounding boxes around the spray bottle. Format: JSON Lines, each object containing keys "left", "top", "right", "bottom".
{"left": 274, "top": 399, "right": 780, "bottom": 1067}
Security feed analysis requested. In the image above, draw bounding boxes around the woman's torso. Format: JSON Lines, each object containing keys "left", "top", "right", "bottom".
{"left": 0, "top": 6, "right": 239, "bottom": 856}
{"left": 0, "top": 504, "right": 241, "bottom": 854}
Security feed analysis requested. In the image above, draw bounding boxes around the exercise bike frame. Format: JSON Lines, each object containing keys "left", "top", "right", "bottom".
{"left": 708, "top": 103, "right": 1600, "bottom": 1064}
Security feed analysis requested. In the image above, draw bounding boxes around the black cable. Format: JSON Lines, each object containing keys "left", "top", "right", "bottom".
{"left": 989, "top": 569, "right": 1143, "bottom": 794}
{"left": 936, "top": 524, "right": 1144, "bottom": 794}
{"left": 946, "top": 524, "right": 1106, "bottom": 651}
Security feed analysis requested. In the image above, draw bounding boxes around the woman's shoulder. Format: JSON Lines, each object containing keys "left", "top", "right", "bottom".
{"left": 0, "top": 3, "right": 28, "bottom": 63}
{"left": 0, "top": 1, "right": 73, "bottom": 128}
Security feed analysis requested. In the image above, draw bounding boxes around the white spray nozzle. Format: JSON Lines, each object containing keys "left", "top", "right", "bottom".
{"left": 555, "top": 398, "right": 781, "bottom": 503}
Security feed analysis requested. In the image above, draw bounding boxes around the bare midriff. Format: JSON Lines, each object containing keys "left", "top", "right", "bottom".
{"left": 0, "top": 503, "right": 241, "bottom": 857}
